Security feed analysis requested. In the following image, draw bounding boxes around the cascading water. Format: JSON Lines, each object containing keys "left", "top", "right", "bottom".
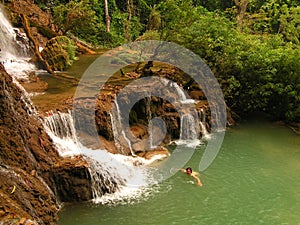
{"left": 0, "top": 7, "right": 36, "bottom": 79}
{"left": 199, "top": 109, "right": 210, "bottom": 139}
{"left": 160, "top": 78, "right": 205, "bottom": 146}
{"left": 0, "top": 7, "right": 37, "bottom": 116}
{"left": 176, "top": 111, "right": 202, "bottom": 147}
{"left": 161, "top": 78, "right": 187, "bottom": 102}
{"left": 110, "top": 99, "right": 136, "bottom": 156}
{"left": 85, "top": 157, "right": 125, "bottom": 200}
{"left": 2, "top": 69, "right": 37, "bottom": 118}
{"left": 180, "top": 113, "right": 198, "bottom": 140}
{"left": 43, "top": 110, "right": 126, "bottom": 199}
{"left": 146, "top": 95, "right": 153, "bottom": 149}
{"left": 44, "top": 110, "right": 153, "bottom": 204}
{"left": 173, "top": 84, "right": 187, "bottom": 101}
{"left": 160, "top": 78, "right": 203, "bottom": 146}
{"left": 44, "top": 110, "right": 81, "bottom": 157}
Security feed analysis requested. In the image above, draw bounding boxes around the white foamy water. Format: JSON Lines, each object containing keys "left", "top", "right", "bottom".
{"left": 0, "top": 7, "right": 36, "bottom": 80}
{"left": 43, "top": 111, "right": 81, "bottom": 157}
{"left": 174, "top": 139, "right": 202, "bottom": 148}
{"left": 199, "top": 109, "right": 211, "bottom": 139}
{"left": 2, "top": 57, "right": 36, "bottom": 80}
{"left": 43, "top": 103, "right": 210, "bottom": 205}
{"left": 110, "top": 99, "right": 136, "bottom": 156}
{"left": 81, "top": 145, "right": 157, "bottom": 205}
{"left": 43, "top": 111, "right": 160, "bottom": 204}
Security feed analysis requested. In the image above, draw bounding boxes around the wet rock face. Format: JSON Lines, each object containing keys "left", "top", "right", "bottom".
{"left": 52, "top": 156, "right": 92, "bottom": 202}
{"left": 73, "top": 63, "right": 213, "bottom": 155}
{"left": 0, "top": 165, "right": 59, "bottom": 225}
{"left": 0, "top": 64, "right": 94, "bottom": 224}
{"left": 0, "top": 63, "right": 60, "bottom": 223}
{"left": 0, "top": 64, "right": 58, "bottom": 175}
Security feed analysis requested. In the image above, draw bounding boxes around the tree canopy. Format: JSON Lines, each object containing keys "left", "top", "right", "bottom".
{"left": 35, "top": 0, "right": 300, "bottom": 123}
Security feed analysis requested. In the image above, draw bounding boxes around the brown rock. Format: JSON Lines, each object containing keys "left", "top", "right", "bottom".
{"left": 10, "top": 0, "right": 52, "bottom": 28}
{"left": 52, "top": 156, "right": 92, "bottom": 202}
{"left": 0, "top": 85, "right": 95, "bottom": 223}
{"left": 136, "top": 146, "right": 170, "bottom": 161}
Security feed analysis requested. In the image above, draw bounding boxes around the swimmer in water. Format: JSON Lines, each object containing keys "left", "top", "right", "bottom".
{"left": 181, "top": 167, "right": 203, "bottom": 186}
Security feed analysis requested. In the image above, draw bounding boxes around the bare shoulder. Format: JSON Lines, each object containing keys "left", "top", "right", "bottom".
{"left": 192, "top": 171, "right": 199, "bottom": 176}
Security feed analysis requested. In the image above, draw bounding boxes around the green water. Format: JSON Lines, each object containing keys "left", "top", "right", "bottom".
{"left": 58, "top": 121, "right": 300, "bottom": 225}
{"left": 31, "top": 54, "right": 102, "bottom": 111}
{"left": 38, "top": 54, "right": 101, "bottom": 95}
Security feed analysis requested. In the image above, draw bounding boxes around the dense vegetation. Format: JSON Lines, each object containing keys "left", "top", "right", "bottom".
{"left": 36, "top": 0, "right": 300, "bottom": 123}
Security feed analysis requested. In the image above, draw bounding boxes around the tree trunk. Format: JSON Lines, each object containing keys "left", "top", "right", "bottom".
{"left": 125, "top": 0, "right": 133, "bottom": 41}
{"left": 104, "top": 0, "right": 110, "bottom": 33}
{"left": 20, "top": 14, "right": 54, "bottom": 75}
{"left": 234, "top": 0, "right": 248, "bottom": 29}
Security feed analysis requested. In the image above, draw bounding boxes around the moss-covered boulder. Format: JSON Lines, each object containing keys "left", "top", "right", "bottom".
{"left": 41, "top": 36, "right": 76, "bottom": 71}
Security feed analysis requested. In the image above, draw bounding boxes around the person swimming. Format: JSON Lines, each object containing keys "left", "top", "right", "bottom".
{"left": 181, "top": 167, "right": 203, "bottom": 187}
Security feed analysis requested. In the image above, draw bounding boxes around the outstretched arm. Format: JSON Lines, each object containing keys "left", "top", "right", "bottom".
{"left": 191, "top": 174, "right": 203, "bottom": 186}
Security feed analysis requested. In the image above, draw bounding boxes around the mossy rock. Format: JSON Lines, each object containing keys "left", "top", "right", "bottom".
{"left": 32, "top": 22, "right": 58, "bottom": 39}
{"left": 41, "top": 36, "right": 76, "bottom": 71}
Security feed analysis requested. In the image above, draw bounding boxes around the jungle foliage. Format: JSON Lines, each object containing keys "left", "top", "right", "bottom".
{"left": 35, "top": 0, "right": 300, "bottom": 122}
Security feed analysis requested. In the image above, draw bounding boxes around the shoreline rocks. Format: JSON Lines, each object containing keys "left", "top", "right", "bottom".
{"left": 0, "top": 64, "right": 96, "bottom": 224}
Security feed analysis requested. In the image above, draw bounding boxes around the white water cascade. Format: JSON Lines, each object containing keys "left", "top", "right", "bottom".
{"left": 173, "top": 83, "right": 187, "bottom": 101}
{"left": 0, "top": 7, "right": 36, "bottom": 79}
{"left": 0, "top": 7, "right": 38, "bottom": 116}
{"left": 110, "top": 99, "right": 136, "bottom": 156}
{"left": 161, "top": 78, "right": 195, "bottom": 103}
{"left": 44, "top": 110, "right": 81, "bottom": 157}
{"left": 175, "top": 111, "right": 202, "bottom": 147}
{"left": 44, "top": 110, "right": 153, "bottom": 204}
{"left": 85, "top": 157, "right": 125, "bottom": 200}
{"left": 179, "top": 113, "right": 198, "bottom": 140}
{"left": 199, "top": 109, "right": 210, "bottom": 139}
{"left": 145, "top": 95, "right": 153, "bottom": 149}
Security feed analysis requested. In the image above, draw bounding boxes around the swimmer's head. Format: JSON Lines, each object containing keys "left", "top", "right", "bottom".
{"left": 186, "top": 167, "right": 192, "bottom": 174}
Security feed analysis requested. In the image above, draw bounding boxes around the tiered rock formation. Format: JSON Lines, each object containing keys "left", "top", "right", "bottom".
{"left": 0, "top": 64, "right": 93, "bottom": 224}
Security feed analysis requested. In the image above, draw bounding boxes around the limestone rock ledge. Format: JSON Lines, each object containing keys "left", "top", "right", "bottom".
{"left": 0, "top": 64, "right": 94, "bottom": 224}
{"left": 51, "top": 156, "right": 92, "bottom": 202}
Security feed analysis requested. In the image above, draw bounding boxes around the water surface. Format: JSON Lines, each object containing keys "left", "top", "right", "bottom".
{"left": 58, "top": 121, "right": 300, "bottom": 225}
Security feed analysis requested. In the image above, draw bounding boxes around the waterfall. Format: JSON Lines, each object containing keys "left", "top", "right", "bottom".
{"left": 85, "top": 157, "right": 125, "bottom": 200}
{"left": 173, "top": 84, "right": 187, "bottom": 101}
{"left": 176, "top": 112, "right": 202, "bottom": 147}
{"left": 19, "top": 93, "right": 38, "bottom": 116}
{"left": 44, "top": 110, "right": 152, "bottom": 203}
{"left": 161, "top": 78, "right": 189, "bottom": 102}
{"left": 145, "top": 95, "right": 154, "bottom": 149}
{"left": 0, "top": 7, "right": 36, "bottom": 79}
{"left": 0, "top": 7, "right": 38, "bottom": 116}
{"left": 199, "top": 109, "right": 210, "bottom": 139}
{"left": 179, "top": 113, "right": 198, "bottom": 140}
{"left": 43, "top": 110, "right": 81, "bottom": 157}
{"left": 0, "top": 7, "right": 37, "bottom": 116}
{"left": 110, "top": 99, "right": 135, "bottom": 156}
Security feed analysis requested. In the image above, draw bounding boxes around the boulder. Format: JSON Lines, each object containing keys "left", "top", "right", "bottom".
{"left": 52, "top": 156, "right": 92, "bottom": 202}
{"left": 41, "top": 36, "right": 76, "bottom": 71}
